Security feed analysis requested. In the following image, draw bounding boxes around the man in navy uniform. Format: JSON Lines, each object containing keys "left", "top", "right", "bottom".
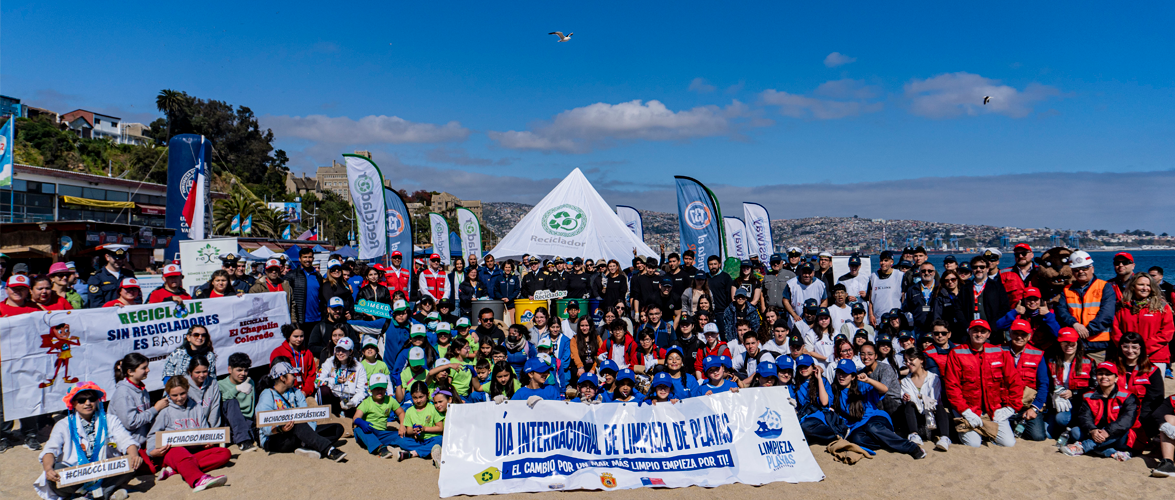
{"left": 85, "top": 244, "right": 136, "bottom": 308}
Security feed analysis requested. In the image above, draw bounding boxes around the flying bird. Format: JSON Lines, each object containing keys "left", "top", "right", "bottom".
{"left": 983, "top": 96, "right": 991, "bottom": 105}
{"left": 549, "top": 31, "right": 573, "bottom": 42}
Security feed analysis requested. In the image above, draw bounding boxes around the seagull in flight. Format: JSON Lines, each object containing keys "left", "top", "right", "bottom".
{"left": 549, "top": 31, "right": 573, "bottom": 42}
{"left": 983, "top": 96, "right": 992, "bottom": 105}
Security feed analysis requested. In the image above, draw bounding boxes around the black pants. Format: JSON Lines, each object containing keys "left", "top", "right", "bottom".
{"left": 900, "top": 401, "right": 950, "bottom": 440}
{"left": 849, "top": 416, "right": 922, "bottom": 457}
{"left": 317, "top": 387, "right": 356, "bottom": 419}
{"left": 264, "top": 423, "right": 344, "bottom": 456}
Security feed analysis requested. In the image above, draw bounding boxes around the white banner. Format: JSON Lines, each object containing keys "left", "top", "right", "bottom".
{"left": 57, "top": 457, "right": 132, "bottom": 487}
{"left": 457, "top": 207, "right": 482, "bottom": 263}
{"left": 429, "top": 213, "right": 451, "bottom": 261}
{"left": 743, "top": 203, "right": 773, "bottom": 263}
{"left": 437, "top": 388, "right": 823, "bottom": 497}
{"left": 723, "top": 217, "right": 748, "bottom": 261}
{"left": 615, "top": 205, "right": 643, "bottom": 242}
{"left": 345, "top": 155, "right": 388, "bottom": 260}
{"left": 1, "top": 293, "right": 291, "bottom": 421}
{"left": 178, "top": 238, "right": 238, "bottom": 295}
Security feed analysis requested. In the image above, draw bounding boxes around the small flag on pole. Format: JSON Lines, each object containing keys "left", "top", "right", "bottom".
{"left": 282, "top": 226, "right": 292, "bottom": 239}
{"left": 230, "top": 214, "right": 241, "bottom": 234}
{"left": 242, "top": 215, "right": 253, "bottom": 235}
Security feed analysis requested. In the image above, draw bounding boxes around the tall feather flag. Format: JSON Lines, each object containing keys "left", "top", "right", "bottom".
{"left": 242, "top": 215, "right": 253, "bottom": 235}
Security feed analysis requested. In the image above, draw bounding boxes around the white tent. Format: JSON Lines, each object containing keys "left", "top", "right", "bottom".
{"left": 249, "top": 246, "right": 277, "bottom": 259}
{"left": 487, "top": 168, "right": 657, "bottom": 263}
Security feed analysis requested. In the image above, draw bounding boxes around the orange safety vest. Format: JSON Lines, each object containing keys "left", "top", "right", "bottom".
{"left": 1064, "top": 279, "right": 1109, "bottom": 342}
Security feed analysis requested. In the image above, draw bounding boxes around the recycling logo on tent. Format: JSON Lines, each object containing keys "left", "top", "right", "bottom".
{"left": 542, "top": 204, "right": 587, "bottom": 237}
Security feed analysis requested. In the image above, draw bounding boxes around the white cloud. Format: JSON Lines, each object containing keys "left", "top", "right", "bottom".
{"left": 688, "top": 78, "right": 716, "bottom": 93}
{"left": 760, "top": 79, "right": 883, "bottom": 120}
{"left": 823, "top": 52, "right": 857, "bottom": 68}
{"left": 488, "top": 99, "right": 756, "bottom": 153}
{"left": 263, "top": 114, "right": 470, "bottom": 144}
{"left": 903, "top": 72, "right": 1061, "bottom": 118}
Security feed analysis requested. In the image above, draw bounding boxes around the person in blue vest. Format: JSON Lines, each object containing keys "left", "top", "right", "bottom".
{"left": 503, "top": 324, "right": 536, "bottom": 376}
{"left": 541, "top": 320, "right": 574, "bottom": 395}
{"left": 511, "top": 358, "right": 561, "bottom": 405}
{"left": 829, "top": 358, "right": 926, "bottom": 459}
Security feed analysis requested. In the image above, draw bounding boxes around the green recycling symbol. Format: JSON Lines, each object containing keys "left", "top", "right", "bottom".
{"left": 542, "top": 204, "right": 587, "bottom": 237}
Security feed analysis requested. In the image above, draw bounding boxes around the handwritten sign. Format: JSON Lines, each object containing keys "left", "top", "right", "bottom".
{"left": 156, "top": 427, "right": 229, "bottom": 448}
{"left": 532, "top": 290, "right": 568, "bottom": 300}
{"left": 256, "top": 406, "right": 331, "bottom": 427}
{"left": 57, "top": 457, "right": 132, "bottom": 486}
{"left": 355, "top": 298, "right": 392, "bottom": 319}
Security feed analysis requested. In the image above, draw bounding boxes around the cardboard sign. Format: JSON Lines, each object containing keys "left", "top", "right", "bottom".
{"left": 155, "top": 427, "right": 229, "bottom": 448}
{"left": 355, "top": 298, "right": 392, "bottom": 319}
{"left": 256, "top": 406, "right": 331, "bottom": 427}
{"left": 532, "top": 290, "right": 568, "bottom": 300}
{"left": 57, "top": 457, "right": 132, "bottom": 486}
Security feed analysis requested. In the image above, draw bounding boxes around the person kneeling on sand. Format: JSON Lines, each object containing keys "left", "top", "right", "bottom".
{"left": 1060, "top": 362, "right": 1136, "bottom": 461}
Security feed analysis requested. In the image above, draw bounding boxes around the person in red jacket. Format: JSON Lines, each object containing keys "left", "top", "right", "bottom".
{"left": 999, "top": 244, "right": 1034, "bottom": 305}
{"left": 270, "top": 324, "right": 318, "bottom": 396}
{"left": 1112, "top": 272, "right": 1174, "bottom": 374}
{"left": 695, "top": 323, "right": 731, "bottom": 379}
{"left": 597, "top": 320, "right": 641, "bottom": 369}
{"left": 148, "top": 263, "right": 191, "bottom": 304}
{"left": 944, "top": 319, "right": 1024, "bottom": 447}
{"left": 1060, "top": 362, "right": 1136, "bottom": 460}
{"left": 102, "top": 278, "right": 142, "bottom": 307}
{"left": 383, "top": 251, "right": 411, "bottom": 297}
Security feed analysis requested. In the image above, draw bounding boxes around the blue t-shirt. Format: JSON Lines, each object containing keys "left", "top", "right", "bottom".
{"left": 698, "top": 379, "right": 739, "bottom": 395}
{"left": 511, "top": 385, "right": 561, "bottom": 402}
{"left": 304, "top": 269, "right": 321, "bottom": 323}
{"left": 347, "top": 275, "right": 364, "bottom": 301}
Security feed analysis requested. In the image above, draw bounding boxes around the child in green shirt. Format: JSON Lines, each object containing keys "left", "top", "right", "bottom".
{"left": 352, "top": 373, "right": 406, "bottom": 459}
{"left": 218, "top": 353, "right": 258, "bottom": 452}
{"left": 359, "top": 335, "right": 391, "bottom": 380}
{"left": 396, "top": 381, "right": 445, "bottom": 462}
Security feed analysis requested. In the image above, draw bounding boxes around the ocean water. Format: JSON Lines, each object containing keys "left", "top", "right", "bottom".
{"left": 923, "top": 249, "right": 1175, "bottom": 285}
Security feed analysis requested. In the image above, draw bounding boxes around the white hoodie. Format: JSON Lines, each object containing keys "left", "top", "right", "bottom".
{"left": 35, "top": 412, "right": 137, "bottom": 500}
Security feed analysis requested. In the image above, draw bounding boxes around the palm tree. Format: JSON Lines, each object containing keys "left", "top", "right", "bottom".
{"left": 155, "top": 89, "right": 188, "bottom": 142}
{"left": 252, "top": 206, "right": 291, "bottom": 239}
{"left": 212, "top": 192, "right": 263, "bottom": 236}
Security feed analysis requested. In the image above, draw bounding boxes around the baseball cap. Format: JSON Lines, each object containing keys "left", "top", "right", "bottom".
{"left": 1014, "top": 243, "right": 1032, "bottom": 252}
{"left": 815, "top": 307, "right": 830, "bottom": 317}
{"left": 414, "top": 258, "right": 424, "bottom": 266}
{"left": 695, "top": 271, "right": 708, "bottom": 280}
{"left": 798, "top": 262, "right": 814, "bottom": 273}
{"left": 660, "top": 277, "right": 673, "bottom": 287}
{"left": 455, "top": 317, "right": 471, "bottom": 328}
{"left": 6, "top": 274, "right": 30, "bottom": 288}
{"left": 803, "top": 298, "right": 819, "bottom": 313}
{"left": 835, "top": 358, "right": 858, "bottom": 374}
{"left": 368, "top": 373, "right": 390, "bottom": 391}
{"left": 536, "top": 337, "right": 552, "bottom": 349}
{"left": 65, "top": 262, "right": 77, "bottom": 272}
{"left": 740, "top": 260, "right": 752, "bottom": 268}
{"left": 430, "top": 253, "right": 441, "bottom": 260}
{"left": 410, "top": 324, "right": 428, "bottom": 338}
{"left": 1057, "top": 327, "right": 1079, "bottom": 343}
{"left": 879, "top": 250, "right": 894, "bottom": 261}
{"left": 958, "top": 262, "right": 972, "bottom": 273}
{"left": 408, "top": 346, "right": 427, "bottom": 367}
{"left": 1010, "top": 319, "right": 1033, "bottom": 335}
{"left": 434, "top": 357, "right": 452, "bottom": 369}
{"left": 734, "top": 288, "right": 749, "bottom": 298}
{"left": 703, "top": 355, "right": 723, "bottom": 371}
{"left": 777, "top": 356, "right": 795, "bottom": 371}
{"left": 120, "top": 277, "right": 140, "bottom": 289}
{"left": 329, "top": 296, "right": 345, "bottom": 308}
{"left": 393, "top": 300, "right": 409, "bottom": 312}
{"left": 757, "top": 361, "right": 777, "bottom": 378}
{"left": 703, "top": 323, "right": 720, "bottom": 335}
{"left": 578, "top": 372, "right": 600, "bottom": 388}
{"left": 427, "top": 311, "right": 440, "bottom": 320}
{"left": 968, "top": 319, "right": 991, "bottom": 331}
{"left": 566, "top": 300, "right": 580, "bottom": 310}
{"left": 599, "top": 360, "right": 620, "bottom": 375}
{"left": 795, "top": 354, "right": 815, "bottom": 367}
{"left": 1023, "top": 287, "right": 1042, "bottom": 299}
{"left": 361, "top": 335, "right": 380, "bottom": 349}
{"left": 1070, "top": 251, "right": 1094, "bottom": 269}
{"left": 162, "top": 263, "right": 183, "bottom": 277}
{"left": 851, "top": 303, "right": 866, "bottom": 314}
{"left": 391, "top": 250, "right": 402, "bottom": 258}
{"left": 666, "top": 345, "right": 684, "bottom": 358}
{"left": 769, "top": 254, "right": 782, "bottom": 264}
{"left": 436, "top": 322, "right": 452, "bottom": 334}
{"left": 1095, "top": 362, "right": 1119, "bottom": 376}
{"left": 897, "top": 259, "right": 914, "bottom": 268}
{"left": 572, "top": 257, "right": 583, "bottom": 265}
{"left": 651, "top": 372, "right": 673, "bottom": 389}
{"left": 943, "top": 254, "right": 957, "bottom": 264}
{"left": 335, "top": 337, "right": 355, "bottom": 352}
{"left": 327, "top": 259, "right": 342, "bottom": 269}
{"left": 616, "top": 369, "right": 636, "bottom": 384}
{"left": 48, "top": 262, "right": 70, "bottom": 275}
{"left": 848, "top": 255, "right": 861, "bottom": 266}
{"left": 1114, "top": 252, "right": 1134, "bottom": 263}
{"left": 876, "top": 333, "right": 893, "bottom": 345}
{"left": 854, "top": 328, "right": 870, "bottom": 339}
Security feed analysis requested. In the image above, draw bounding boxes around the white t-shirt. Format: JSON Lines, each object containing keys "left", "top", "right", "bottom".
{"left": 796, "top": 320, "right": 836, "bottom": 371}
{"left": 734, "top": 350, "right": 776, "bottom": 376}
{"left": 612, "top": 344, "right": 628, "bottom": 369}
{"left": 838, "top": 274, "right": 868, "bottom": 302}
{"left": 868, "top": 270, "right": 904, "bottom": 319}
{"left": 828, "top": 304, "right": 854, "bottom": 332}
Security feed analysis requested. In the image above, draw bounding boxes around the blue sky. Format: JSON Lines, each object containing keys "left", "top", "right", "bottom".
{"left": 4, "top": 2, "right": 1174, "bottom": 232}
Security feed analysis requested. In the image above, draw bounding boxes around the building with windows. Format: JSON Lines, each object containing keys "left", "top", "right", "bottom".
{"left": 316, "top": 160, "right": 349, "bottom": 200}
{"left": 430, "top": 192, "right": 483, "bottom": 220}
{"left": 61, "top": 109, "right": 123, "bottom": 142}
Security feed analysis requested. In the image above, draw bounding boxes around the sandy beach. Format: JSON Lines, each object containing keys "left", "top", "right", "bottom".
{"left": 3, "top": 380, "right": 1172, "bottom": 500}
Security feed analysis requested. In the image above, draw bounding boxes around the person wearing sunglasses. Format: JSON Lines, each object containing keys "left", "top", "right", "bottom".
{"left": 473, "top": 308, "right": 506, "bottom": 346}
{"left": 903, "top": 263, "right": 938, "bottom": 334}
{"left": 35, "top": 382, "right": 141, "bottom": 500}
{"left": 958, "top": 256, "right": 1011, "bottom": 346}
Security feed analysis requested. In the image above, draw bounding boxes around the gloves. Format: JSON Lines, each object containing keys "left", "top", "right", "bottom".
{"left": 587, "top": 398, "right": 601, "bottom": 405}
{"left": 526, "top": 395, "right": 542, "bottom": 408}
{"left": 993, "top": 407, "right": 1015, "bottom": 422}
{"left": 598, "top": 353, "right": 609, "bottom": 362}
{"left": 961, "top": 409, "right": 983, "bottom": 428}
{"left": 1053, "top": 395, "right": 1072, "bottom": 413}
{"left": 236, "top": 382, "right": 252, "bottom": 395}
{"left": 786, "top": 397, "right": 798, "bottom": 408}
{"left": 493, "top": 394, "right": 507, "bottom": 404}
{"left": 1160, "top": 422, "right": 1175, "bottom": 441}
{"left": 923, "top": 397, "right": 937, "bottom": 411}
{"left": 352, "top": 418, "right": 374, "bottom": 433}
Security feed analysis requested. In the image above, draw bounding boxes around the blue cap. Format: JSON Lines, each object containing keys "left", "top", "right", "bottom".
{"left": 888, "top": 308, "right": 902, "bottom": 317}
{"left": 770, "top": 254, "right": 783, "bottom": 264}
{"left": 854, "top": 328, "right": 870, "bottom": 338}
{"left": 524, "top": 357, "right": 552, "bottom": 375}
{"left": 898, "top": 259, "right": 914, "bottom": 268}
{"left": 835, "top": 358, "right": 858, "bottom": 374}
{"left": 695, "top": 271, "right": 708, "bottom": 280}
{"left": 578, "top": 372, "right": 599, "bottom": 388}
{"left": 815, "top": 307, "right": 830, "bottom": 317}
{"left": 328, "top": 296, "right": 345, "bottom": 308}
{"left": 666, "top": 345, "right": 684, "bottom": 358}
{"left": 616, "top": 369, "right": 636, "bottom": 384}
{"left": 898, "top": 330, "right": 914, "bottom": 340}
{"left": 720, "top": 355, "right": 732, "bottom": 369}
{"left": 734, "top": 288, "right": 749, "bottom": 298}
{"left": 795, "top": 354, "right": 815, "bottom": 367}
{"left": 777, "top": 356, "right": 795, "bottom": 371}
{"left": 848, "top": 254, "right": 862, "bottom": 266}
{"left": 660, "top": 277, "right": 672, "bottom": 287}
{"left": 740, "top": 260, "right": 752, "bottom": 267}
{"left": 943, "top": 254, "right": 957, "bottom": 263}
{"left": 600, "top": 359, "right": 620, "bottom": 375}
{"left": 757, "top": 361, "right": 777, "bottom": 378}
{"left": 703, "top": 355, "right": 722, "bottom": 371}
{"left": 879, "top": 250, "right": 894, "bottom": 261}
{"left": 651, "top": 372, "right": 673, "bottom": 389}
{"left": 803, "top": 298, "right": 819, "bottom": 312}
{"left": 876, "top": 333, "right": 893, "bottom": 344}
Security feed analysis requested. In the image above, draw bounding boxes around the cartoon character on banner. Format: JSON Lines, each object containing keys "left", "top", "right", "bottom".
{"left": 39, "top": 319, "right": 81, "bottom": 388}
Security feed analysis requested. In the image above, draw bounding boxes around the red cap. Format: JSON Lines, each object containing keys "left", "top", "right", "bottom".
{"left": 6, "top": 274, "right": 30, "bottom": 288}
{"left": 1014, "top": 243, "right": 1032, "bottom": 252}
{"left": 430, "top": 253, "right": 441, "bottom": 260}
{"left": 414, "top": 258, "right": 424, "bottom": 266}
{"left": 1010, "top": 319, "right": 1033, "bottom": 334}
{"left": 372, "top": 264, "right": 386, "bottom": 271}
{"left": 265, "top": 259, "right": 282, "bottom": 270}
{"left": 1114, "top": 252, "right": 1134, "bottom": 263}
{"left": 968, "top": 319, "right": 991, "bottom": 331}
{"left": 1095, "top": 362, "right": 1119, "bottom": 376}
{"left": 1057, "top": 327, "right": 1079, "bottom": 343}
{"left": 391, "top": 250, "right": 402, "bottom": 258}
{"left": 162, "top": 263, "right": 183, "bottom": 277}
{"left": 120, "top": 277, "right": 140, "bottom": 289}
{"left": 1023, "top": 287, "right": 1041, "bottom": 299}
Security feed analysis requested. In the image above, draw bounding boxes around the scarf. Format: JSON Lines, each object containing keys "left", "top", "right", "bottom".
{"left": 503, "top": 335, "right": 528, "bottom": 353}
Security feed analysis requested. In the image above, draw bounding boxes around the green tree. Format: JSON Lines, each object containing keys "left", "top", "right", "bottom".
{"left": 213, "top": 193, "right": 264, "bottom": 236}
{"left": 155, "top": 89, "right": 191, "bottom": 142}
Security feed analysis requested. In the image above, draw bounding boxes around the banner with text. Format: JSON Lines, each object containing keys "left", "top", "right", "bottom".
{"left": 437, "top": 388, "right": 823, "bottom": 497}
{"left": 674, "top": 176, "right": 724, "bottom": 265}
{"left": 723, "top": 217, "right": 748, "bottom": 261}
{"left": 457, "top": 207, "right": 482, "bottom": 263}
{"left": 345, "top": 154, "right": 388, "bottom": 260}
{"left": 0, "top": 293, "right": 290, "bottom": 421}
{"left": 383, "top": 187, "right": 413, "bottom": 279}
{"left": 615, "top": 205, "right": 643, "bottom": 242}
{"left": 743, "top": 202, "right": 773, "bottom": 264}
{"left": 429, "top": 212, "right": 451, "bottom": 259}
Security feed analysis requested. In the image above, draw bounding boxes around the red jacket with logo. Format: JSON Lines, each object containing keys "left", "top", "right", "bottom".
{"left": 1004, "top": 345, "right": 1044, "bottom": 388}
{"left": 1047, "top": 356, "right": 1094, "bottom": 392}
{"left": 1111, "top": 304, "right": 1174, "bottom": 363}
{"left": 383, "top": 267, "right": 411, "bottom": 296}
{"left": 943, "top": 343, "right": 1024, "bottom": 417}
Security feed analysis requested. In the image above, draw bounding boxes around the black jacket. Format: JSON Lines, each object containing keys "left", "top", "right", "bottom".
{"left": 285, "top": 266, "right": 323, "bottom": 325}
{"left": 320, "top": 278, "right": 354, "bottom": 312}
{"left": 356, "top": 283, "right": 392, "bottom": 320}
{"left": 1074, "top": 390, "right": 1137, "bottom": 438}
{"left": 308, "top": 320, "right": 359, "bottom": 360}
{"left": 566, "top": 271, "right": 593, "bottom": 299}
{"left": 601, "top": 274, "right": 628, "bottom": 311}
{"left": 957, "top": 278, "right": 1011, "bottom": 343}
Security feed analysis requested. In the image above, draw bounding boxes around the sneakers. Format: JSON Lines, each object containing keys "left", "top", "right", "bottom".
{"left": 237, "top": 442, "right": 257, "bottom": 453}
{"left": 0, "top": 437, "right": 11, "bottom": 453}
{"left": 110, "top": 489, "right": 129, "bottom": 500}
{"left": 1060, "top": 442, "right": 1085, "bottom": 456}
{"left": 1165, "top": 367, "right": 1173, "bottom": 379}
{"left": 156, "top": 466, "right": 177, "bottom": 481}
{"left": 378, "top": 446, "right": 394, "bottom": 459}
{"left": 294, "top": 448, "right": 320, "bottom": 459}
{"left": 913, "top": 448, "right": 927, "bottom": 460}
{"left": 327, "top": 448, "right": 346, "bottom": 462}
{"left": 1151, "top": 459, "right": 1175, "bottom": 478}
{"left": 1112, "top": 451, "right": 1131, "bottom": 462}
{"left": 935, "top": 436, "right": 951, "bottom": 452}
{"left": 193, "top": 474, "right": 228, "bottom": 492}
{"left": 24, "top": 436, "right": 41, "bottom": 451}
{"left": 431, "top": 444, "right": 443, "bottom": 468}
{"left": 398, "top": 450, "right": 412, "bottom": 462}
{"left": 907, "top": 433, "right": 924, "bottom": 446}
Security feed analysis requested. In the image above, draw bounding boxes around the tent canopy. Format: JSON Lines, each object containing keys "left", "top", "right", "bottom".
{"left": 487, "top": 168, "right": 657, "bottom": 263}
{"left": 334, "top": 245, "right": 360, "bottom": 259}
{"left": 249, "top": 246, "right": 277, "bottom": 259}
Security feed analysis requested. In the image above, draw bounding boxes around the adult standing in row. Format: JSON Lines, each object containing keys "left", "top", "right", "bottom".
{"left": 287, "top": 248, "right": 324, "bottom": 333}
{"left": 86, "top": 244, "right": 135, "bottom": 308}
{"left": 867, "top": 251, "right": 903, "bottom": 327}
{"left": 1057, "top": 251, "right": 1116, "bottom": 364}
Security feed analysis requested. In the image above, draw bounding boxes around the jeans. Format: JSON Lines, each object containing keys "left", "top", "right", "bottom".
{"left": 1023, "top": 409, "right": 1072, "bottom": 441}
{"left": 1071, "top": 427, "right": 1128, "bottom": 457}
{"left": 264, "top": 423, "right": 344, "bottom": 455}
{"left": 354, "top": 427, "right": 401, "bottom": 454}
{"left": 848, "top": 416, "right": 923, "bottom": 457}
{"left": 220, "top": 402, "right": 255, "bottom": 445}
{"left": 959, "top": 417, "right": 1016, "bottom": 448}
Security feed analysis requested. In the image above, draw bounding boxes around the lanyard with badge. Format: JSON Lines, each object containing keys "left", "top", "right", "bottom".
{"left": 921, "top": 285, "right": 932, "bottom": 313}
{"left": 972, "top": 280, "right": 985, "bottom": 320}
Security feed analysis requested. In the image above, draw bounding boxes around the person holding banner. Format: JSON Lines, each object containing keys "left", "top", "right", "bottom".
{"left": 146, "top": 376, "right": 230, "bottom": 492}
{"left": 0, "top": 274, "right": 41, "bottom": 317}
{"left": 31, "top": 274, "right": 72, "bottom": 311}
{"left": 605, "top": 368, "right": 644, "bottom": 403}
{"left": 36, "top": 382, "right": 140, "bottom": 500}
{"left": 570, "top": 373, "right": 604, "bottom": 403}
{"left": 661, "top": 345, "right": 699, "bottom": 398}
{"left": 257, "top": 362, "right": 346, "bottom": 461}
{"left": 698, "top": 356, "right": 739, "bottom": 395}
{"left": 148, "top": 263, "right": 192, "bottom": 304}
{"left": 271, "top": 325, "right": 318, "bottom": 397}
{"left": 162, "top": 325, "right": 218, "bottom": 382}
{"left": 511, "top": 358, "right": 561, "bottom": 404}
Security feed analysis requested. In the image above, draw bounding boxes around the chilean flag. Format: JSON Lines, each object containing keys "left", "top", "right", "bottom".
{"left": 180, "top": 136, "right": 208, "bottom": 240}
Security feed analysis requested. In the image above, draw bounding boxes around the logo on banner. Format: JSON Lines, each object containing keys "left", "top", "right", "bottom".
{"left": 755, "top": 408, "right": 784, "bottom": 438}
{"left": 386, "top": 209, "right": 404, "bottom": 237}
{"left": 355, "top": 174, "right": 375, "bottom": 195}
{"left": 179, "top": 168, "right": 196, "bottom": 199}
{"left": 684, "top": 201, "right": 712, "bottom": 230}
{"left": 474, "top": 466, "right": 501, "bottom": 485}
{"left": 599, "top": 473, "right": 618, "bottom": 488}
{"left": 195, "top": 243, "right": 220, "bottom": 265}
{"left": 463, "top": 219, "right": 477, "bottom": 235}
{"left": 542, "top": 204, "right": 586, "bottom": 237}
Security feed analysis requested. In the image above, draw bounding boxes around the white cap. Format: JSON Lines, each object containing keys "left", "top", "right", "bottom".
{"left": 335, "top": 337, "right": 354, "bottom": 351}
{"left": 434, "top": 357, "right": 451, "bottom": 369}
{"left": 393, "top": 300, "right": 409, "bottom": 312}
{"left": 1070, "top": 250, "right": 1094, "bottom": 269}
{"left": 818, "top": 251, "right": 832, "bottom": 258}
{"left": 410, "top": 324, "right": 427, "bottom": 334}
{"left": 703, "top": 323, "right": 719, "bottom": 334}
{"left": 361, "top": 335, "right": 379, "bottom": 348}
{"left": 537, "top": 353, "right": 552, "bottom": 365}
{"left": 328, "top": 296, "right": 345, "bottom": 308}
{"left": 327, "top": 259, "right": 342, "bottom": 269}
{"left": 788, "top": 246, "right": 802, "bottom": 253}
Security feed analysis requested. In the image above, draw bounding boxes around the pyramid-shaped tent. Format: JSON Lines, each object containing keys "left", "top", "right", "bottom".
{"left": 487, "top": 168, "right": 657, "bottom": 263}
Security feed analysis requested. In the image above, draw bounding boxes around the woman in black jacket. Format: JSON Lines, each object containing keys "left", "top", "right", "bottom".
{"left": 320, "top": 260, "right": 354, "bottom": 313}
{"left": 458, "top": 267, "right": 486, "bottom": 320}
{"left": 600, "top": 259, "right": 628, "bottom": 312}
{"left": 931, "top": 269, "right": 969, "bottom": 341}
{"left": 355, "top": 266, "right": 392, "bottom": 321}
